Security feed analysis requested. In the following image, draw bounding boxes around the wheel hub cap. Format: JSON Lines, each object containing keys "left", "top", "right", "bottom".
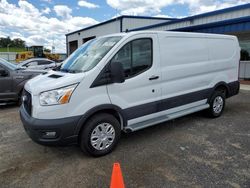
{"left": 90, "top": 123, "right": 115, "bottom": 151}
{"left": 213, "top": 96, "right": 223, "bottom": 114}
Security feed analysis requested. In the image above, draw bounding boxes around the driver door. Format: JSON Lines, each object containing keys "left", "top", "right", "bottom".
{"left": 107, "top": 34, "right": 162, "bottom": 127}
{"left": 0, "top": 65, "right": 13, "bottom": 101}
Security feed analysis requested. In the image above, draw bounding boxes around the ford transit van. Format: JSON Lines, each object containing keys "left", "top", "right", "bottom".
{"left": 20, "top": 31, "right": 240, "bottom": 156}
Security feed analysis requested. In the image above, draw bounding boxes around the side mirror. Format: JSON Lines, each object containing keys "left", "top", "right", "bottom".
{"left": 0, "top": 68, "right": 8, "bottom": 77}
{"left": 110, "top": 61, "right": 125, "bottom": 83}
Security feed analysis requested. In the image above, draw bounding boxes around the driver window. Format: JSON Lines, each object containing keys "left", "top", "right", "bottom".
{"left": 111, "top": 43, "right": 131, "bottom": 78}
{"left": 111, "top": 38, "right": 152, "bottom": 78}
{"left": 27, "top": 61, "right": 38, "bottom": 67}
{"left": 0, "top": 66, "right": 8, "bottom": 77}
{"left": 38, "top": 60, "right": 53, "bottom": 65}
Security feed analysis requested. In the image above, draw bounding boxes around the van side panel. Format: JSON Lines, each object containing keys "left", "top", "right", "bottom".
{"left": 206, "top": 37, "right": 239, "bottom": 85}
{"left": 157, "top": 33, "right": 239, "bottom": 116}
{"left": 161, "top": 37, "right": 209, "bottom": 66}
{"left": 159, "top": 35, "right": 211, "bottom": 103}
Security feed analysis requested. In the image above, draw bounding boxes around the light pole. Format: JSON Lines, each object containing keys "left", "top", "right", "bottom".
{"left": 7, "top": 44, "right": 11, "bottom": 52}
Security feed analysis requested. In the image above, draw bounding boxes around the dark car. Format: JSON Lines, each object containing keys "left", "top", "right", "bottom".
{"left": 0, "top": 58, "right": 46, "bottom": 104}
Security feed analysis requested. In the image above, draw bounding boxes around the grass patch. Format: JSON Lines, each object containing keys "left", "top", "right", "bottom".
{"left": 0, "top": 47, "right": 26, "bottom": 52}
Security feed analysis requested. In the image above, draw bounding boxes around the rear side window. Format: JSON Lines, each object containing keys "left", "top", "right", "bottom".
{"left": 38, "top": 60, "right": 53, "bottom": 65}
{"left": 27, "top": 61, "right": 38, "bottom": 66}
{"left": 111, "top": 38, "right": 152, "bottom": 78}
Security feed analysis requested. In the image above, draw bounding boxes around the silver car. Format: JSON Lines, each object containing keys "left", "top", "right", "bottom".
{"left": 17, "top": 58, "right": 58, "bottom": 70}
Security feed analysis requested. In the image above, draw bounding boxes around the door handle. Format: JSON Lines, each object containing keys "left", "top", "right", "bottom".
{"left": 149, "top": 75, "right": 159, "bottom": 80}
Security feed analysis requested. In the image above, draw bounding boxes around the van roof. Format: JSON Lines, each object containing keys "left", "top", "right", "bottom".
{"left": 102, "top": 31, "right": 236, "bottom": 40}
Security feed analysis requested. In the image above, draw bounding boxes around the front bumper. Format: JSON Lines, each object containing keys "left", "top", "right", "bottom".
{"left": 20, "top": 105, "right": 81, "bottom": 146}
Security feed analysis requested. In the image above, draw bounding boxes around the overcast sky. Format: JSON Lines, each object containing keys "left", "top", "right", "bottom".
{"left": 0, "top": 0, "right": 249, "bottom": 53}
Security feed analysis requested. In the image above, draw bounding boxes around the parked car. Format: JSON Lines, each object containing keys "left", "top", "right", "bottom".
{"left": 20, "top": 31, "right": 240, "bottom": 156}
{"left": 17, "top": 58, "right": 59, "bottom": 70}
{"left": 0, "top": 58, "right": 46, "bottom": 104}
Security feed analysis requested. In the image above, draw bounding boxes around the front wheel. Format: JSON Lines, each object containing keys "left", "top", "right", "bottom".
{"left": 17, "top": 89, "right": 24, "bottom": 106}
{"left": 206, "top": 90, "right": 226, "bottom": 118}
{"left": 80, "top": 113, "right": 121, "bottom": 157}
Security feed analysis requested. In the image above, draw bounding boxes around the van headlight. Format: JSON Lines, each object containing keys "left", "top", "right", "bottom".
{"left": 40, "top": 84, "right": 78, "bottom": 106}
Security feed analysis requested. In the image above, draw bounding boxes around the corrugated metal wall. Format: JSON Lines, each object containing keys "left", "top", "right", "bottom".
{"left": 66, "top": 17, "right": 171, "bottom": 55}
{"left": 240, "top": 61, "right": 250, "bottom": 79}
{"left": 122, "top": 18, "right": 170, "bottom": 31}
{"left": 142, "top": 7, "right": 250, "bottom": 31}
{"left": 67, "top": 20, "right": 121, "bottom": 53}
{"left": 67, "top": 20, "right": 120, "bottom": 43}
{"left": 66, "top": 5, "right": 250, "bottom": 55}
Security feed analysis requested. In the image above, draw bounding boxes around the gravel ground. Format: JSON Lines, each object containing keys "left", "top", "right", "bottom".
{"left": 0, "top": 91, "right": 250, "bottom": 188}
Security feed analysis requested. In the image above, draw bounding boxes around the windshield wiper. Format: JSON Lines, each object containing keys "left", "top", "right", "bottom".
{"left": 60, "top": 69, "right": 69, "bottom": 72}
{"left": 68, "top": 70, "right": 82, "bottom": 73}
{"left": 59, "top": 69, "right": 82, "bottom": 73}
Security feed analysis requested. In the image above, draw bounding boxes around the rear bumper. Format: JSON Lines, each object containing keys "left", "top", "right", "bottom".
{"left": 227, "top": 80, "right": 240, "bottom": 98}
{"left": 20, "top": 105, "right": 81, "bottom": 146}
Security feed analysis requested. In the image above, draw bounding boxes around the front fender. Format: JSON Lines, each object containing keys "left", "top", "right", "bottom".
{"left": 74, "top": 104, "right": 127, "bottom": 135}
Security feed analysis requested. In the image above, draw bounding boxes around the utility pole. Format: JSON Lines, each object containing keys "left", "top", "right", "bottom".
{"left": 7, "top": 44, "right": 11, "bottom": 52}
{"left": 52, "top": 36, "right": 55, "bottom": 54}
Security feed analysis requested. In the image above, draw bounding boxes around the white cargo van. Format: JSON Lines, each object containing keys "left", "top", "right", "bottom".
{"left": 20, "top": 31, "right": 240, "bottom": 156}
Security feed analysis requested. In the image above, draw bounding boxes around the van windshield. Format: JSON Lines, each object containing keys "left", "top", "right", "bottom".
{"left": 60, "top": 36, "right": 122, "bottom": 73}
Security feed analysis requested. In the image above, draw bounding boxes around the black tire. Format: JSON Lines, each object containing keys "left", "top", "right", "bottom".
{"left": 80, "top": 113, "right": 121, "bottom": 157}
{"left": 206, "top": 90, "right": 226, "bottom": 118}
{"left": 17, "top": 89, "right": 23, "bottom": 106}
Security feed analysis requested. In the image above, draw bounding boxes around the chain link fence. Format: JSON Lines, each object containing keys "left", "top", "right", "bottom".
{"left": 0, "top": 52, "right": 17, "bottom": 63}
{"left": 240, "top": 61, "right": 250, "bottom": 80}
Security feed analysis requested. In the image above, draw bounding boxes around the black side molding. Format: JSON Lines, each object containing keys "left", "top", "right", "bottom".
{"left": 77, "top": 81, "right": 239, "bottom": 133}
{"left": 124, "top": 88, "right": 212, "bottom": 120}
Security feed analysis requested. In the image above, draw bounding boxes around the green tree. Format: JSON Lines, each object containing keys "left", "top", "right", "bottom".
{"left": 43, "top": 48, "right": 51, "bottom": 53}
{"left": 0, "top": 37, "right": 12, "bottom": 47}
{"left": 11, "top": 38, "right": 26, "bottom": 48}
{"left": 241, "top": 49, "right": 250, "bottom": 61}
{"left": 0, "top": 37, "right": 25, "bottom": 48}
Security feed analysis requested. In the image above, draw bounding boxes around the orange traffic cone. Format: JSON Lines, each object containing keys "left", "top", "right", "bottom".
{"left": 110, "top": 163, "right": 125, "bottom": 188}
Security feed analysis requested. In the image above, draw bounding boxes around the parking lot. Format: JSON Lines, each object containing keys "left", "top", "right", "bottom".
{"left": 0, "top": 91, "right": 249, "bottom": 188}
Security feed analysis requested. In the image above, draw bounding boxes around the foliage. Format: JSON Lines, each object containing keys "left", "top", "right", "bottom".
{"left": 241, "top": 49, "right": 250, "bottom": 61}
{"left": 0, "top": 47, "right": 26, "bottom": 52}
{"left": 0, "top": 37, "right": 26, "bottom": 48}
{"left": 43, "top": 48, "right": 51, "bottom": 53}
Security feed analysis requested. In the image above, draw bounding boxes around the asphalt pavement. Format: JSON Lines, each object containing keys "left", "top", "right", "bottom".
{"left": 0, "top": 91, "right": 250, "bottom": 188}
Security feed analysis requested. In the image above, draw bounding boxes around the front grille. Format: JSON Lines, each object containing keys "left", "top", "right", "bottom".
{"left": 23, "top": 90, "right": 32, "bottom": 116}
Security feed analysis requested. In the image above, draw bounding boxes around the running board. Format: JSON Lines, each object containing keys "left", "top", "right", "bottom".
{"left": 124, "top": 104, "right": 209, "bottom": 132}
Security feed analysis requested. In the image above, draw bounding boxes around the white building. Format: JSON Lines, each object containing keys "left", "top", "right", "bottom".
{"left": 66, "top": 15, "right": 176, "bottom": 55}
{"left": 66, "top": 4, "right": 250, "bottom": 79}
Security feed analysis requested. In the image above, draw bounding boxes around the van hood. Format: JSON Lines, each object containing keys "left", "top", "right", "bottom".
{"left": 25, "top": 70, "right": 85, "bottom": 95}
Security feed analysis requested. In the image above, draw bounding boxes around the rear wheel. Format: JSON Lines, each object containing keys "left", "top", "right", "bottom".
{"left": 80, "top": 113, "right": 121, "bottom": 157}
{"left": 206, "top": 90, "right": 226, "bottom": 118}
